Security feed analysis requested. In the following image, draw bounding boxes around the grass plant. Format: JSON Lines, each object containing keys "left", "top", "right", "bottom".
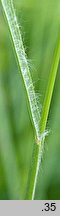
{"left": 1, "top": 0, "right": 60, "bottom": 199}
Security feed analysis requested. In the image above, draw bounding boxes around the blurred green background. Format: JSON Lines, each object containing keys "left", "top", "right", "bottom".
{"left": 0, "top": 0, "right": 60, "bottom": 200}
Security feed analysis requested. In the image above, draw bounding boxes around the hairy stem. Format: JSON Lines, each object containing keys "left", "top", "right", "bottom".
{"left": 1, "top": 0, "right": 60, "bottom": 200}
{"left": 1, "top": 0, "right": 41, "bottom": 141}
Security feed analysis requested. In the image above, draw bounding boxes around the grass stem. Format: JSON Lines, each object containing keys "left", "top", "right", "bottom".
{"left": 26, "top": 33, "right": 60, "bottom": 200}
